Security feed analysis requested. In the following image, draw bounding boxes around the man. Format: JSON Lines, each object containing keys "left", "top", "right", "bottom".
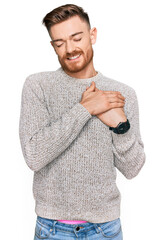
{"left": 19, "top": 4, "right": 146, "bottom": 240}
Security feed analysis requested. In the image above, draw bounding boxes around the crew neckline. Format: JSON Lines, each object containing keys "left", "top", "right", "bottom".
{"left": 58, "top": 67, "right": 102, "bottom": 84}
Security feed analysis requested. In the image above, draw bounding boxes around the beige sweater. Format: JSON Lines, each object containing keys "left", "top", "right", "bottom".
{"left": 19, "top": 67, "right": 146, "bottom": 223}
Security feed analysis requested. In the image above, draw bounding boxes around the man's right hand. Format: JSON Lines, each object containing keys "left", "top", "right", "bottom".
{"left": 80, "top": 81, "right": 125, "bottom": 115}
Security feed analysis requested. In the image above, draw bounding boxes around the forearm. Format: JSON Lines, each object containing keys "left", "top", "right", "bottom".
{"left": 112, "top": 128, "right": 146, "bottom": 179}
{"left": 21, "top": 103, "right": 91, "bottom": 171}
{"left": 111, "top": 89, "right": 146, "bottom": 179}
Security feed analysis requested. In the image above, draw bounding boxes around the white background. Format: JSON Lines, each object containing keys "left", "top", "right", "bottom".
{"left": 0, "top": 0, "right": 164, "bottom": 239}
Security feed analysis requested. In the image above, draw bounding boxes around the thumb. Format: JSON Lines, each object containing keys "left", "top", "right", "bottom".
{"left": 86, "top": 81, "right": 96, "bottom": 92}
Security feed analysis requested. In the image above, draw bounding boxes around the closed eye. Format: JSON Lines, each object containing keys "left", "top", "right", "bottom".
{"left": 56, "top": 38, "right": 82, "bottom": 48}
{"left": 56, "top": 44, "right": 63, "bottom": 48}
{"left": 74, "top": 38, "right": 82, "bottom": 42}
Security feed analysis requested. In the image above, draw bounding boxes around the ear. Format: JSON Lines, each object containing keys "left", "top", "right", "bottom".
{"left": 50, "top": 41, "right": 54, "bottom": 47}
{"left": 50, "top": 41, "right": 57, "bottom": 54}
{"left": 90, "top": 27, "right": 97, "bottom": 45}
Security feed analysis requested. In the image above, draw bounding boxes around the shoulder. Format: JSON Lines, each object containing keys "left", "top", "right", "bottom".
{"left": 101, "top": 74, "right": 137, "bottom": 99}
{"left": 100, "top": 74, "right": 138, "bottom": 114}
{"left": 24, "top": 70, "right": 55, "bottom": 85}
{"left": 22, "top": 68, "right": 61, "bottom": 92}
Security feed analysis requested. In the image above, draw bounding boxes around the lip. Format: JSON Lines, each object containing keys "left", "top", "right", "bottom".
{"left": 67, "top": 54, "right": 81, "bottom": 61}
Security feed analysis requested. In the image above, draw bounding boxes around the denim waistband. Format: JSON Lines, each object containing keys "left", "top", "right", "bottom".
{"left": 36, "top": 215, "right": 104, "bottom": 232}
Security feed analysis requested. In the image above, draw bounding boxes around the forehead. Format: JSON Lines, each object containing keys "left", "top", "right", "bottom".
{"left": 50, "top": 15, "right": 89, "bottom": 39}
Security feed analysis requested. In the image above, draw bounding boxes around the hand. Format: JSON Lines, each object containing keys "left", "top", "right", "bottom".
{"left": 85, "top": 83, "right": 127, "bottom": 128}
{"left": 80, "top": 81, "right": 125, "bottom": 116}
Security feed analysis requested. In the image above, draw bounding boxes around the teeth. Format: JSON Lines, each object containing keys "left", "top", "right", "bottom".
{"left": 68, "top": 54, "right": 80, "bottom": 60}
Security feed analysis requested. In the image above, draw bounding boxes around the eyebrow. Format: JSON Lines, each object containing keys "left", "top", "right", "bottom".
{"left": 51, "top": 31, "right": 84, "bottom": 43}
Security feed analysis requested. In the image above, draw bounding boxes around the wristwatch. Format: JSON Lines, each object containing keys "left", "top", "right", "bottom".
{"left": 109, "top": 119, "right": 130, "bottom": 134}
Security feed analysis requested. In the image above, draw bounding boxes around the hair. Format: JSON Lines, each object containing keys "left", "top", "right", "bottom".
{"left": 42, "top": 4, "right": 91, "bottom": 38}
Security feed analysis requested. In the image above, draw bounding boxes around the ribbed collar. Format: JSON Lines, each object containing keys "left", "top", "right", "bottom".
{"left": 57, "top": 67, "right": 103, "bottom": 84}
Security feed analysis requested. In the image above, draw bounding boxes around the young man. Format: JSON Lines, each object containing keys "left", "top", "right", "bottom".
{"left": 19, "top": 4, "right": 146, "bottom": 240}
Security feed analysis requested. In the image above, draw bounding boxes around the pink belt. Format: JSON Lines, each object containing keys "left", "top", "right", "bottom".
{"left": 57, "top": 220, "right": 88, "bottom": 224}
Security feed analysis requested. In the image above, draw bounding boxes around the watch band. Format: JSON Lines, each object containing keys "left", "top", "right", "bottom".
{"left": 109, "top": 119, "right": 130, "bottom": 134}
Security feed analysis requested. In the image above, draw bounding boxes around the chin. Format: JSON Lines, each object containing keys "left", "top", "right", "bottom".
{"left": 62, "top": 62, "right": 87, "bottom": 73}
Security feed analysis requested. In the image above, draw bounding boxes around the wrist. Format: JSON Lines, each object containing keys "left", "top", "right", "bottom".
{"left": 109, "top": 119, "right": 130, "bottom": 134}
{"left": 110, "top": 117, "right": 127, "bottom": 128}
{"left": 79, "top": 102, "right": 93, "bottom": 115}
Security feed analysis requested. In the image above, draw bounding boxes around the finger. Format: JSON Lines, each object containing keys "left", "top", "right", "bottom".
{"left": 86, "top": 85, "right": 99, "bottom": 92}
{"left": 109, "top": 102, "right": 125, "bottom": 108}
{"left": 103, "top": 91, "right": 121, "bottom": 94}
{"left": 117, "top": 94, "right": 126, "bottom": 100}
{"left": 104, "top": 92, "right": 125, "bottom": 100}
{"left": 103, "top": 91, "right": 125, "bottom": 97}
{"left": 108, "top": 97, "right": 125, "bottom": 103}
{"left": 85, "top": 81, "right": 96, "bottom": 92}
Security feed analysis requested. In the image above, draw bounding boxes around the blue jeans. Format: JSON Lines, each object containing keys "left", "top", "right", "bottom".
{"left": 34, "top": 216, "right": 123, "bottom": 239}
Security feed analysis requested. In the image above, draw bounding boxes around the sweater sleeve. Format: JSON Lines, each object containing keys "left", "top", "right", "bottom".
{"left": 19, "top": 76, "right": 92, "bottom": 172}
{"left": 111, "top": 89, "right": 146, "bottom": 179}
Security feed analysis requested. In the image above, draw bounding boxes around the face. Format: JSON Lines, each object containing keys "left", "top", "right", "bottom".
{"left": 50, "top": 15, "right": 97, "bottom": 74}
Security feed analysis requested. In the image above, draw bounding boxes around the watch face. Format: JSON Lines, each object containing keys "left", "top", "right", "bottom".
{"left": 118, "top": 124, "right": 125, "bottom": 134}
{"left": 117, "top": 120, "right": 130, "bottom": 134}
{"left": 112, "top": 119, "right": 130, "bottom": 134}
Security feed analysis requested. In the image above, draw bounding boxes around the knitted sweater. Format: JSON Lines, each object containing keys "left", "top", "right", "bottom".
{"left": 19, "top": 67, "right": 146, "bottom": 223}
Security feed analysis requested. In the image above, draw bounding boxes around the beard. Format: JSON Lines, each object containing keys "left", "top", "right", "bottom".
{"left": 58, "top": 46, "right": 94, "bottom": 73}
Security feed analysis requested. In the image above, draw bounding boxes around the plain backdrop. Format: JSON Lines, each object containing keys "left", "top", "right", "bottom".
{"left": 0, "top": 0, "right": 164, "bottom": 239}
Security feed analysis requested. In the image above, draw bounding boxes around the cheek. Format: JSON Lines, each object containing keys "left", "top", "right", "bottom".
{"left": 81, "top": 40, "right": 92, "bottom": 54}
{"left": 57, "top": 52, "right": 65, "bottom": 60}
{"left": 79, "top": 37, "right": 91, "bottom": 49}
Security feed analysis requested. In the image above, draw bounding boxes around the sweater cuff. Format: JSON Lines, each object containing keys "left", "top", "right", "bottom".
{"left": 111, "top": 127, "right": 137, "bottom": 155}
{"left": 111, "top": 126, "right": 134, "bottom": 144}
{"left": 73, "top": 102, "right": 92, "bottom": 122}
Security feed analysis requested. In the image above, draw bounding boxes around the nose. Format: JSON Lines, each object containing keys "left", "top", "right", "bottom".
{"left": 65, "top": 40, "right": 75, "bottom": 54}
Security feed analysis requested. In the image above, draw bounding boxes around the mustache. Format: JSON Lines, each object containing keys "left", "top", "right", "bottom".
{"left": 65, "top": 52, "right": 82, "bottom": 58}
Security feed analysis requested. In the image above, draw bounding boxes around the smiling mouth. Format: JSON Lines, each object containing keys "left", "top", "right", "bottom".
{"left": 67, "top": 54, "right": 81, "bottom": 61}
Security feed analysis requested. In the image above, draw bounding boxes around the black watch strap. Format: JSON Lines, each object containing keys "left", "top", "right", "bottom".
{"left": 109, "top": 119, "right": 130, "bottom": 134}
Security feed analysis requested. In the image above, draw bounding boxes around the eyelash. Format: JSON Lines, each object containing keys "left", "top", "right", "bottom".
{"left": 56, "top": 38, "right": 82, "bottom": 48}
